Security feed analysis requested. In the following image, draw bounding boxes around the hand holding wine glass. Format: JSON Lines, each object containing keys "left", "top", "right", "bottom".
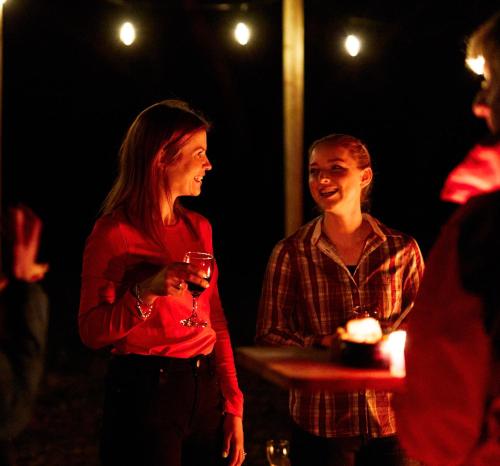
{"left": 180, "top": 251, "right": 214, "bottom": 327}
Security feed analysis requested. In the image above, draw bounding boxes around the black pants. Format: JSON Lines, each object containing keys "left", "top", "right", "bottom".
{"left": 0, "top": 441, "right": 15, "bottom": 466}
{"left": 100, "top": 353, "right": 225, "bottom": 466}
{"left": 290, "top": 421, "right": 407, "bottom": 466}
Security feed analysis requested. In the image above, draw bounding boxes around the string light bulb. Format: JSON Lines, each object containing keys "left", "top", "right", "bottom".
{"left": 344, "top": 34, "right": 361, "bottom": 57}
{"left": 119, "top": 21, "right": 136, "bottom": 46}
{"left": 234, "top": 22, "right": 251, "bottom": 46}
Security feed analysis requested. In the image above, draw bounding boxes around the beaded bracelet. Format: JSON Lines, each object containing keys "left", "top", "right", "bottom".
{"left": 133, "top": 283, "right": 154, "bottom": 320}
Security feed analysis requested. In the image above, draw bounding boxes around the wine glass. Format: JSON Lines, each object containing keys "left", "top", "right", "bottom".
{"left": 266, "top": 439, "right": 291, "bottom": 466}
{"left": 349, "top": 304, "right": 379, "bottom": 320}
{"left": 180, "top": 251, "right": 213, "bottom": 328}
{"left": 347, "top": 304, "right": 384, "bottom": 328}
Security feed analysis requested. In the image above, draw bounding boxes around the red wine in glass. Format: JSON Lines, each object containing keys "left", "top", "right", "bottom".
{"left": 180, "top": 251, "right": 213, "bottom": 327}
{"left": 186, "top": 281, "right": 209, "bottom": 297}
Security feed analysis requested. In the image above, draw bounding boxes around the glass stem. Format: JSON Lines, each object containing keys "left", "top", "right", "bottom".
{"left": 192, "top": 297, "right": 198, "bottom": 318}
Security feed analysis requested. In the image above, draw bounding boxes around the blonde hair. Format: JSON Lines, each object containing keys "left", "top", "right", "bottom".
{"left": 467, "top": 11, "right": 500, "bottom": 77}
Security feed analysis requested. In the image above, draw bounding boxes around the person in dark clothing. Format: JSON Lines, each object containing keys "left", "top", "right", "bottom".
{"left": 0, "top": 205, "right": 49, "bottom": 466}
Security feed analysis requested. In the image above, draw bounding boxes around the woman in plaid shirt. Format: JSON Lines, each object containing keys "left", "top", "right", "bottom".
{"left": 256, "top": 134, "right": 424, "bottom": 466}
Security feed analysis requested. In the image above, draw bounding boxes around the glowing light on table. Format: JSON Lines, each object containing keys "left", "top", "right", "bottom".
{"left": 345, "top": 317, "right": 382, "bottom": 344}
{"left": 344, "top": 34, "right": 361, "bottom": 57}
{"left": 119, "top": 22, "right": 136, "bottom": 46}
{"left": 380, "top": 330, "right": 407, "bottom": 377}
{"left": 234, "top": 22, "right": 251, "bottom": 46}
{"left": 466, "top": 55, "right": 485, "bottom": 76}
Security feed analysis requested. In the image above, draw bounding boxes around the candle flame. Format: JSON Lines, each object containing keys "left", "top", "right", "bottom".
{"left": 344, "top": 317, "right": 382, "bottom": 344}
{"left": 380, "top": 330, "right": 407, "bottom": 377}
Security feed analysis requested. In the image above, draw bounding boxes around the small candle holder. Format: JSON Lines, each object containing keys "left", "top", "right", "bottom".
{"left": 338, "top": 339, "right": 390, "bottom": 368}
{"left": 333, "top": 316, "right": 389, "bottom": 368}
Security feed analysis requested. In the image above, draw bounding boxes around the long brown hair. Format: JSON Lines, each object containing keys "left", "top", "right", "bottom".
{"left": 102, "top": 99, "right": 210, "bottom": 243}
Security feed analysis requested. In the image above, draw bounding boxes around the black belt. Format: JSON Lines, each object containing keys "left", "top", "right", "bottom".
{"left": 110, "top": 352, "right": 214, "bottom": 374}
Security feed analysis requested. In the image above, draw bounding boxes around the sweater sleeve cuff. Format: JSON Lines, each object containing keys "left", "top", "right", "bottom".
{"left": 224, "top": 401, "right": 244, "bottom": 419}
{"left": 223, "top": 388, "right": 244, "bottom": 418}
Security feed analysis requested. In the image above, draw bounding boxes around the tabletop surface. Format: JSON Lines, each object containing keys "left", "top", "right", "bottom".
{"left": 235, "top": 346, "right": 406, "bottom": 392}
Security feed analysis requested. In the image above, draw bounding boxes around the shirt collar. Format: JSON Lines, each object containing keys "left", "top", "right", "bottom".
{"left": 311, "top": 213, "right": 387, "bottom": 246}
{"left": 363, "top": 214, "right": 387, "bottom": 242}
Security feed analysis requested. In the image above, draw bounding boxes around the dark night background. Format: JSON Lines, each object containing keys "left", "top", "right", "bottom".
{"left": 2, "top": 0, "right": 499, "bottom": 464}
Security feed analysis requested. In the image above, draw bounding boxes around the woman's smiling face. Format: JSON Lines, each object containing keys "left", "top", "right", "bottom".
{"left": 308, "top": 143, "right": 372, "bottom": 214}
{"left": 165, "top": 129, "right": 212, "bottom": 200}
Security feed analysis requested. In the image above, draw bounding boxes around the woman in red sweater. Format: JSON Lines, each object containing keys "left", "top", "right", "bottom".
{"left": 79, "top": 100, "right": 244, "bottom": 466}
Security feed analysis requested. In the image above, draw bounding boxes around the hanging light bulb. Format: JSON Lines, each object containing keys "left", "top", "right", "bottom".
{"left": 234, "top": 22, "right": 251, "bottom": 46}
{"left": 119, "top": 22, "right": 136, "bottom": 46}
{"left": 466, "top": 55, "right": 485, "bottom": 76}
{"left": 344, "top": 34, "right": 361, "bottom": 57}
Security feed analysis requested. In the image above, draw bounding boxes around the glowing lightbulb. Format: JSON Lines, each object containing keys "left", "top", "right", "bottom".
{"left": 466, "top": 55, "right": 485, "bottom": 76}
{"left": 234, "top": 22, "right": 251, "bottom": 46}
{"left": 119, "top": 22, "right": 136, "bottom": 46}
{"left": 345, "top": 34, "right": 361, "bottom": 57}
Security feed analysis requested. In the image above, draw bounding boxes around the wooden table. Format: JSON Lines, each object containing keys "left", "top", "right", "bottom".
{"left": 236, "top": 346, "right": 406, "bottom": 392}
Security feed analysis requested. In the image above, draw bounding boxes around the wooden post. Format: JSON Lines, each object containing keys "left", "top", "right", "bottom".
{"left": 0, "top": 3, "right": 4, "bottom": 271}
{"left": 283, "top": 0, "right": 304, "bottom": 236}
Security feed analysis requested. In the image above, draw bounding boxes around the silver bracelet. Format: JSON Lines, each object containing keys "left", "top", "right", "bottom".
{"left": 133, "top": 283, "right": 153, "bottom": 320}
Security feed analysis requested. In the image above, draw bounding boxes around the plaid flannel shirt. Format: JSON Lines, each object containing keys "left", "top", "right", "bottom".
{"left": 256, "top": 214, "right": 424, "bottom": 437}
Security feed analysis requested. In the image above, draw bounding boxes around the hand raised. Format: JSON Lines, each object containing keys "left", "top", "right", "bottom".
{"left": 11, "top": 205, "right": 49, "bottom": 282}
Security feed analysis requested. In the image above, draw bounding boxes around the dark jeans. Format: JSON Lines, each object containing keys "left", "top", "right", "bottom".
{"left": 0, "top": 441, "right": 15, "bottom": 466}
{"left": 100, "top": 353, "right": 226, "bottom": 466}
{"left": 291, "top": 421, "right": 407, "bottom": 466}
{"left": 0, "top": 282, "right": 49, "bottom": 466}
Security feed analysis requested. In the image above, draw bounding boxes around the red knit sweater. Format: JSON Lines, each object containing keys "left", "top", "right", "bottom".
{"left": 79, "top": 208, "right": 243, "bottom": 417}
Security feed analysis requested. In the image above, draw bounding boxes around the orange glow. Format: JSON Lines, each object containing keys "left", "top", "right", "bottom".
{"left": 379, "top": 330, "right": 407, "bottom": 377}
{"left": 466, "top": 55, "right": 485, "bottom": 76}
{"left": 344, "top": 317, "right": 382, "bottom": 343}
